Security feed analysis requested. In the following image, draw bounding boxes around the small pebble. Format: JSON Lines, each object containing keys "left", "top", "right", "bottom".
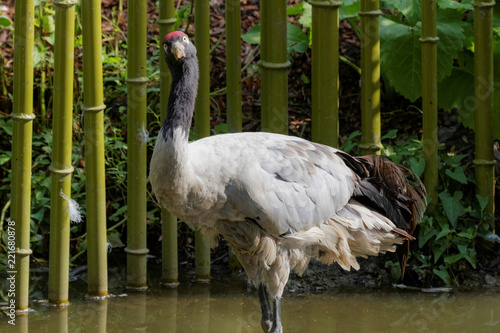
{"left": 484, "top": 274, "right": 497, "bottom": 286}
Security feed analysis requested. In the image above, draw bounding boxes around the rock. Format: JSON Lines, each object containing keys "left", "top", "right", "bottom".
{"left": 484, "top": 274, "right": 497, "bottom": 286}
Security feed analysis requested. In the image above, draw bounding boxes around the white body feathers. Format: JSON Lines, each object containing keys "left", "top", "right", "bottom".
{"left": 150, "top": 127, "right": 409, "bottom": 297}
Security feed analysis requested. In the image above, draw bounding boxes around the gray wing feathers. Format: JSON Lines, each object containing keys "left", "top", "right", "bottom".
{"left": 237, "top": 135, "right": 356, "bottom": 235}
{"left": 188, "top": 133, "right": 357, "bottom": 235}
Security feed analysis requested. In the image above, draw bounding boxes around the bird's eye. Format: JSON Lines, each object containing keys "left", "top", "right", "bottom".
{"left": 163, "top": 44, "right": 168, "bottom": 52}
{"left": 182, "top": 36, "right": 189, "bottom": 43}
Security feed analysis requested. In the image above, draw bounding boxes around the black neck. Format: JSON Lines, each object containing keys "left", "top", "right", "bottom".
{"left": 162, "top": 57, "right": 199, "bottom": 140}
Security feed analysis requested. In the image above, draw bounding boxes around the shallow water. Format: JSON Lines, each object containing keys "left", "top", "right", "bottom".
{"left": 1, "top": 278, "right": 499, "bottom": 333}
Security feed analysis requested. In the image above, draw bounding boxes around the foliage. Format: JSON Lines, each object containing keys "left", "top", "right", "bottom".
{"left": 0, "top": 0, "right": 165, "bottom": 270}
{"left": 342, "top": 128, "right": 498, "bottom": 286}
{"left": 242, "top": 0, "right": 500, "bottom": 138}
{"left": 0, "top": 1, "right": 498, "bottom": 286}
{"left": 379, "top": 0, "right": 500, "bottom": 137}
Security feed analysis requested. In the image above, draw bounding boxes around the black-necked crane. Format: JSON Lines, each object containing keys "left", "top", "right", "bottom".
{"left": 150, "top": 31, "right": 426, "bottom": 333}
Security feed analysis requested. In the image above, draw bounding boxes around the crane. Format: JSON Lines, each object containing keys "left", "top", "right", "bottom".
{"left": 150, "top": 31, "right": 427, "bottom": 333}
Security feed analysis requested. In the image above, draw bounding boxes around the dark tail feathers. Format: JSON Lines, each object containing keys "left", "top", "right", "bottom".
{"left": 338, "top": 153, "right": 427, "bottom": 276}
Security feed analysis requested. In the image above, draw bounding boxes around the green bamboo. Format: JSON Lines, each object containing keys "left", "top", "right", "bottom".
{"left": 310, "top": 0, "right": 341, "bottom": 147}
{"left": 194, "top": 0, "right": 211, "bottom": 281}
{"left": 420, "top": 0, "right": 439, "bottom": 212}
{"left": 49, "top": 0, "right": 78, "bottom": 305}
{"left": 82, "top": 0, "right": 108, "bottom": 297}
{"left": 158, "top": 0, "right": 179, "bottom": 286}
{"left": 225, "top": 0, "right": 242, "bottom": 133}
{"left": 260, "top": 0, "right": 289, "bottom": 134}
{"left": 225, "top": 0, "right": 243, "bottom": 270}
{"left": 359, "top": 0, "right": 382, "bottom": 155}
{"left": 473, "top": 0, "right": 495, "bottom": 230}
{"left": 125, "top": 0, "right": 149, "bottom": 290}
{"left": 11, "top": 0, "right": 36, "bottom": 311}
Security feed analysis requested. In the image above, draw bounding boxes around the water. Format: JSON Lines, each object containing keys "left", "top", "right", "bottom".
{"left": 1, "top": 277, "right": 499, "bottom": 333}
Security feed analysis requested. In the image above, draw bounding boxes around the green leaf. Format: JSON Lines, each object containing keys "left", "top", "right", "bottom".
{"left": 31, "top": 209, "right": 46, "bottom": 223}
{"left": 41, "top": 15, "right": 55, "bottom": 33}
{"left": 409, "top": 156, "right": 425, "bottom": 178}
{"left": 339, "top": 0, "right": 361, "bottom": 21}
{"left": 0, "top": 153, "right": 11, "bottom": 165}
{"left": 445, "top": 166, "right": 468, "bottom": 184}
{"left": 298, "top": 2, "right": 312, "bottom": 28}
{"left": 109, "top": 205, "right": 127, "bottom": 222}
{"left": 382, "top": 0, "right": 422, "bottom": 26}
{"left": 432, "top": 266, "right": 451, "bottom": 285}
{"left": 438, "top": 191, "right": 465, "bottom": 227}
{"left": 0, "top": 15, "right": 12, "bottom": 28}
{"left": 287, "top": 2, "right": 304, "bottom": 15}
{"left": 107, "top": 230, "right": 125, "bottom": 249}
{"left": 381, "top": 129, "right": 398, "bottom": 140}
{"left": 287, "top": 24, "right": 309, "bottom": 53}
{"left": 438, "top": 67, "right": 475, "bottom": 129}
{"left": 380, "top": 8, "right": 467, "bottom": 102}
{"left": 213, "top": 123, "right": 228, "bottom": 134}
{"left": 436, "top": 223, "right": 453, "bottom": 240}
{"left": 444, "top": 253, "right": 464, "bottom": 264}
{"left": 437, "top": 0, "right": 473, "bottom": 11}
{"left": 241, "top": 25, "right": 261, "bottom": 44}
{"left": 464, "top": 248, "right": 477, "bottom": 268}
{"left": 380, "top": 17, "right": 422, "bottom": 102}
{"left": 457, "top": 227, "right": 475, "bottom": 239}
{"left": 242, "top": 23, "right": 309, "bottom": 54}
{"left": 476, "top": 194, "right": 490, "bottom": 212}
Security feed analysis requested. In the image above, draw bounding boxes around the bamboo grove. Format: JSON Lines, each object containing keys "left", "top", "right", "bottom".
{"left": 6, "top": 0, "right": 498, "bottom": 309}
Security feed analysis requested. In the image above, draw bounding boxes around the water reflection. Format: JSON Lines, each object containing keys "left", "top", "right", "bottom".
{"left": 1, "top": 281, "right": 499, "bottom": 333}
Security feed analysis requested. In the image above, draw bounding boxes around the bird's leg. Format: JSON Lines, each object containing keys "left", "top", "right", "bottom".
{"left": 271, "top": 296, "right": 283, "bottom": 333}
{"left": 258, "top": 284, "right": 273, "bottom": 332}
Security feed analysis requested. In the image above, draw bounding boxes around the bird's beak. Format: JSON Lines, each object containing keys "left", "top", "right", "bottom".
{"left": 171, "top": 41, "right": 186, "bottom": 60}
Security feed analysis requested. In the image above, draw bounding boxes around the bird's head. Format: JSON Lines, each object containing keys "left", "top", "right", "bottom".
{"left": 162, "top": 31, "right": 197, "bottom": 69}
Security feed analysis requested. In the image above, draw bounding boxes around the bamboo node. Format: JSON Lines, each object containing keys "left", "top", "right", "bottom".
{"left": 259, "top": 60, "right": 291, "bottom": 70}
{"left": 471, "top": 0, "right": 496, "bottom": 8}
{"left": 14, "top": 248, "right": 33, "bottom": 256}
{"left": 473, "top": 159, "right": 496, "bottom": 166}
{"left": 10, "top": 113, "right": 36, "bottom": 122}
{"left": 49, "top": 165, "right": 75, "bottom": 176}
{"left": 419, "top": 37, "right": 440, "bottom": 44}
{"left": 157, "top": 18, "right": 177, "bottom": 25}
{"left": 124, "top": 247, "right": 150, "bottom": 255}
{"left": 126, "top": 77, "right": 149, "bottom": 84}
{"left": 309, "top": 0, "right": 343, "bottom": 7}
{"left": 358, "top": 10, "right": 383, "bottom": 17}
{"left": 81, "top": 104, "right": 106, "bottom": 113}
{"left": 54, "top": 0, "right": 78, "bottom": 7}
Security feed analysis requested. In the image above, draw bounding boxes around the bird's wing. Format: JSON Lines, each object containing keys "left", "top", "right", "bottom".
{"left": 189, "top": 133, "right": 358, "bottom": 236}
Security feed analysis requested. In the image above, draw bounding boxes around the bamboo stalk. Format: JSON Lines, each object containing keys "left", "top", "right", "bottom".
{"left": 158, "top": 0, "right": 179, "bottom": 286}
{"left": 125, "top": 0, "right": 149, "bottom": 290}
{"left": 420, "top": 0, "right": 439, "bottom": 213}
{"left": 225, "top": 0, "right": 243, "bottom": 270}
{"left": 473, "top": 0, "right": 495, "bottom": 230}
{"left": 310, "top": 0, "right": 341, "bottom": 148}
{"left": 359, "top": 0, "right": 382, "bottom": 155}
{"left": 82, "top": 0, "right": 108, "bottom": 298}
{"left": 49, "top": 0, "right": 78, "bottom": 306}
{"left": 225, "top": 0, "right": 242, "bottom": 133}
{"left": 11, "top": 0, "right": 36, "bottom": 311}
{"left": 194, "top": 0, "right": 211, "bottom": 281}
{"left": 260, "top": 0, "right": 289, "bottom": 134}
